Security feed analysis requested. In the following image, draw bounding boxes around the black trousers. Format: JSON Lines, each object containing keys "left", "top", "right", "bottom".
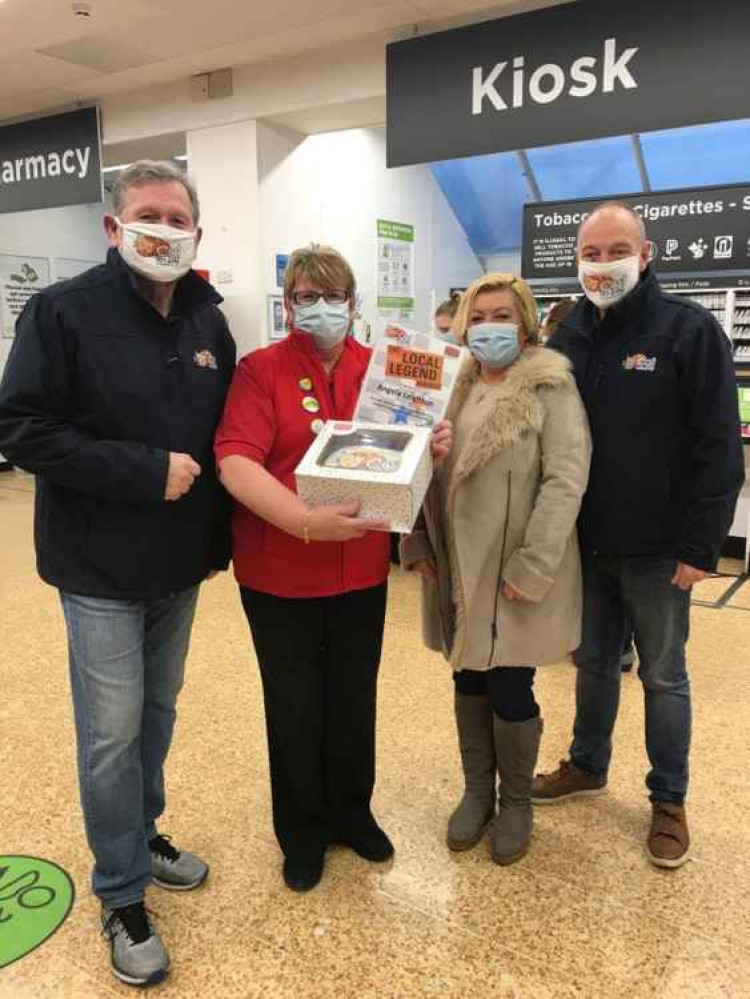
{"left": 453, "top": 667, "right": 539, "bottom": 722}
{"left": 240, "top": 583, "right": 387, "bottom": 859}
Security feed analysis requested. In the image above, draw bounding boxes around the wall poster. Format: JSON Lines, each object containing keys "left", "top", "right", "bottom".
{"left": 376, "top": 219, "right": 415, "bottom": 321}
{"left": 1, "top": 254, "right": 50, "bottom": 338}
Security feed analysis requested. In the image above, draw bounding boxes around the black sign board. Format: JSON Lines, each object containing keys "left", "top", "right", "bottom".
{"left": 0, "top": 108, "right": 103, "bottom": 215}
{"left": 530, "top": 276, "right": 750, "bottom": 295}
{"left": 387, "top": 0, "right": 750, "bottom": 168}
{"left": 661, "top": 275, "right": 750, "bottom": 292}
{"left": 529, "top": 281, "right": 580, "bottom": 297}
{"left": 522, "top": 184, "right": 750, "bottom": 281}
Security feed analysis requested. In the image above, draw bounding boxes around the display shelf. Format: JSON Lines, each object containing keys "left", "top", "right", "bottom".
{"left": 670, "top": 288, "right": 750, "bottom": 363}
{"left": 534, "top": 287, "right": 750, "bottom": 361}
{"left": 670, "top": 289, "right": 730, "bottom": 334}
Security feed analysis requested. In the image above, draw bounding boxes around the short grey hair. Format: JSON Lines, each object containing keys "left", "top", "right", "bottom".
{"left": 577, "top": 200, "right": 646, "bottom": 245}
{"left": 112, "top": 159, "right": 200, "bottom": 226}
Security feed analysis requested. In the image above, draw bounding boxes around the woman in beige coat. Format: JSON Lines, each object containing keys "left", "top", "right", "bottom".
{"left": 401, "top": 273, "right": 591, "bottom": 866}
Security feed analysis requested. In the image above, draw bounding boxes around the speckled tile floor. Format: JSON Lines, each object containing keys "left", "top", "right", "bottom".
{"left": 2, "top": 471, "right": 749, "bottom": 998}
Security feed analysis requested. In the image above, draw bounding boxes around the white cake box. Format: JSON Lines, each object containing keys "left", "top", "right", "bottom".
{"left": 295, "top": 420, "right": 433, "bottom": 534}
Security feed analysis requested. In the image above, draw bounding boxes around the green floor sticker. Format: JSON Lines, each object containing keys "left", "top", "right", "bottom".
{"left": 0, "top": 856, "right": 75, "bottom": 969}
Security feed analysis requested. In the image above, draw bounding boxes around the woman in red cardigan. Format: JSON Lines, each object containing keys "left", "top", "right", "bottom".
{"left": 215, "top": 245, "right": 450, "bottom": 892}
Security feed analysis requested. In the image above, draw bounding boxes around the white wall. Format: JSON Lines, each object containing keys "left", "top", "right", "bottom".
{"left": 0, "top": 202, "right": 108, "bottom": 378}
{"left": 187, "top": 120, "right": 263, "bottom": 358}
{"left": 256, "top": 123, "right": 481, "bottom": 348}
{"left": 0, "top": 202, "right": 106, "bottom": 260}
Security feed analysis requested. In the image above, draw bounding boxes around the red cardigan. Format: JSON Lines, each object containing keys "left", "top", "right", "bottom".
{"left": 214, "top": 331, "right": 391, "bottom": 598}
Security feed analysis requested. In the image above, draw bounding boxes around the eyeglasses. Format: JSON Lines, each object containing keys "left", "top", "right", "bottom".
{"left": 292, "top": 290, "right": 349, "bottom": 307}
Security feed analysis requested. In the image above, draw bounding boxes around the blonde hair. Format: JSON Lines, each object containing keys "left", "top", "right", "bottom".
{"left": 453, "top": 273, "right": 540, "bottom": 345}
{"left": 283, "top": 244, "right": 356, "bottom": 301}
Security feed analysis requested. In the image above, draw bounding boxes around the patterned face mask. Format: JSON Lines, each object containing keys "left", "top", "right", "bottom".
{"left": 116, "top": 218, "right": 197, "bottom": 283}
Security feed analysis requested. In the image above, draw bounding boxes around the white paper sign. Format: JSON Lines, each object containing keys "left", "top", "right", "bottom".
{"left": 354, "top": 325, "right": 464, "bottom": 428}
{"left": 0, "top": 254, "right": 50, "bottom": 337}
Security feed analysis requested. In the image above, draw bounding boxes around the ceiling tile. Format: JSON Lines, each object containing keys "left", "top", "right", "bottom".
{"left": 37, "top": 36, "right": 160, "bottom": 72}
{"left": 0, "top": 53, "right": 101, "bottom": 100}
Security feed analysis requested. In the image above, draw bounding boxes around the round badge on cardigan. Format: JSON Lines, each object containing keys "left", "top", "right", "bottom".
{"left": 311, "top": 419, "right": 324, "bottom": 435}
{"left": 299, "top": 377, "right": 313, "bottom": 391}
{"left": 302, "top": 396, "right": 320, "bottom": 413}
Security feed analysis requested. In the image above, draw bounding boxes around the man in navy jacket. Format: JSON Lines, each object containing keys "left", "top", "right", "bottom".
{"left": 532, "top": 202, "right": 743, "bottom": 869}
{"left": 0, "top": 160, "right": 236, "bottom": 985}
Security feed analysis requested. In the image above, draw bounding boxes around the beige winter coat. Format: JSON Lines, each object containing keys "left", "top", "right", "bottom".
{"left": 401, "top": 346, "right": 591, "bottom": 670}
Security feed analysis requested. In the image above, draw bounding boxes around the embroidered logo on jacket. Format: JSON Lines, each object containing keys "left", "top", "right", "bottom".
{"left": 622, "top": 353, "right": 657, "bottom": 373}
{"left": 193, "top": 349, "right": 217, "bottom": 370}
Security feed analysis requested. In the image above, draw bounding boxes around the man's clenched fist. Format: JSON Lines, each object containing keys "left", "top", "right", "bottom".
{"left": 165, "top": 452, "right": 201, "bottom": 501}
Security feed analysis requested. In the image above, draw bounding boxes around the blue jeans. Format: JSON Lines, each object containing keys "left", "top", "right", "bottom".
{"left": 60, "top": 586, "right": 199, "bottom": 908}
{"left": 570, "top": 554, "right": 691, "bottom": 805}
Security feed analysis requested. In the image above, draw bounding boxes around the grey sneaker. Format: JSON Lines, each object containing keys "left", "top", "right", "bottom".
{"left": 150, "top": 834, "right": 209, "bottom": 891}
{"left": 101, "top": 902, "right": 170, "bottom": 987}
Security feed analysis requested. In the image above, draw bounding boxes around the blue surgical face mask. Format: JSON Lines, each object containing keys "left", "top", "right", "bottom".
{"left": 293, "top": 301, "right": 350, "bottom": 348}
{"left": 436, "top": 328, "right": 458, "bottom": 345}
{"left": 467, "top": 322, "right": 521, "bottom": 369}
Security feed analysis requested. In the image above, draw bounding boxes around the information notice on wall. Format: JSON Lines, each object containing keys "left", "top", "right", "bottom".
{"left": 522, "top": 184, "right": 750, "bottom": 285}
{"left": 1, "top": 254, "right": 50, "bottom": 337}
{"left": 0, "top": 255, "right": 101, "bottom": 337}
{"left": 376, "top": 219, "right": 415, "bottom": 321}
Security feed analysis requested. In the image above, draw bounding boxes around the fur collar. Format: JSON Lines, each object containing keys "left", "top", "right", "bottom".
{"left": 447, "top": 346, "right": 573, "bottom": 485}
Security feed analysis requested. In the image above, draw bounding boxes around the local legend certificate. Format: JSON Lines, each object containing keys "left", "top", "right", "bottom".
{"left": 354, "top": 325, "right": 464, "bottom": 427}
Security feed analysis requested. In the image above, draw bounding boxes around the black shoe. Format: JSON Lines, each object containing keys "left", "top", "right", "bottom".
{"left": 340, "top": 822, "right": 394, "bottom": 863}
{"left": 283, "top": 852, "right": 325, "bottom": 892}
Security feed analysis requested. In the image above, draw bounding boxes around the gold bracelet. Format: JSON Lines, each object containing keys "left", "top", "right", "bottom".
{"left": 303, "top": 511, "right": 310, "bottom": 545}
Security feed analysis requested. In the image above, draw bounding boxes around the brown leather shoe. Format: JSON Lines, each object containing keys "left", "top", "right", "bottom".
{"left": 531, "top": 759, "right": 607, "bottom": 804}
{"left": 648, "top": 803, "right": 690, "bottom": 869}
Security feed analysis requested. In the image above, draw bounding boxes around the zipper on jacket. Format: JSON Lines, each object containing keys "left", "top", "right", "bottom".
{"left": 487, "top": 472, "right": 512, "bottom": 668}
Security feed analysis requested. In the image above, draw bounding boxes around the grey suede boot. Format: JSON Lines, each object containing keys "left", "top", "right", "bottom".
{"left": 490, "top": 715, "right": 543, "bottom": 866}
{"left": 447, "top": 693, "right": 497, "bottom": 851}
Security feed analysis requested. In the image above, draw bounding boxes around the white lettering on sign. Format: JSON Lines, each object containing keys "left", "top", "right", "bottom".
{"left": 529, "top": 63, "right": 566, "bottom": 104}
{"left": 531, "top": 198, "right": 744, "bottom": 231}
{"left": 472, "top": 37, "right": 639, "bottom": 115}
{"left": 0, "top": 146, "right": 94, "bottom": 186}
{"left": 472, "top": 63, "right": 507, "bottom": 113}
{"left": 602, "top": 38, "right": 639, "bottom": 93}
{"left": 533, "top": 211, "right": 591, "bottom": 229}
{"left": 569, "top": 57, "right": 598, "bottom": 98}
